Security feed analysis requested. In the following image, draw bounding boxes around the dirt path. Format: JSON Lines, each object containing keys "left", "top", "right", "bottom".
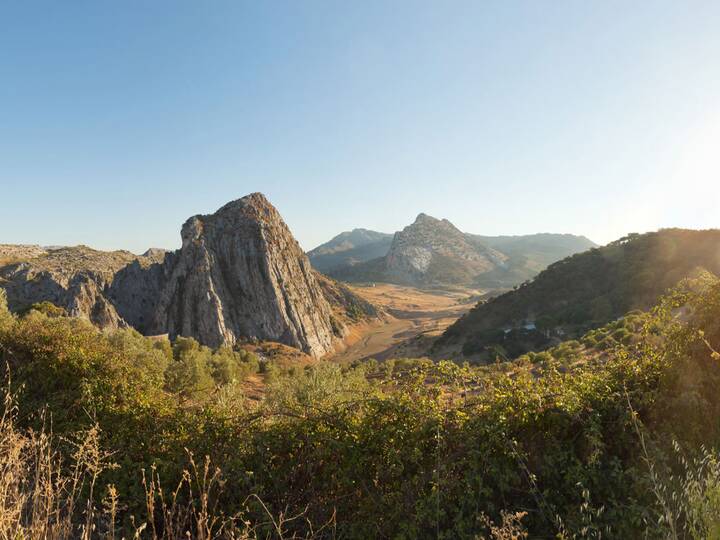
{"left": 330, "top": 284, "right": 479, "bottom": 363}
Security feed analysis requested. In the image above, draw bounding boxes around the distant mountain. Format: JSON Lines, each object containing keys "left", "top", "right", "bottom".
{"left": 472, "top": 233, "right": 597, "bottom": 273}
{"left": 307, "top": 229, "right": 393, "bottom": 273}
{"left": 468, "top": 233, "right": 597, "bottom": 287}
{"left": 382, "top": 214, "right": 508, "bottom": 286}
{"left": 329, "top": 214, "right": 595, "bottom": 289}
{"left": 437, "top": 229, "right": 720, "bottom": 358}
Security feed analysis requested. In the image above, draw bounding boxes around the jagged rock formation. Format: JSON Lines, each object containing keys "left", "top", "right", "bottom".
{"left": 0, "top": 194, "right": 375, "bottom": 357}
{"left": 384, "top": 214, "right": 507, "bottom": 285}
{"left": 107, "top": 251, "right": 175, "bottom": 333}
{"left": 329, "top": 215, "right": 595, "bottom": 288}
{"left": 307, "top": 229, "right": 393, "bottom": 273}
{"left": 150, "top": 194, "right": 339, "bottom": 355}
{"left": 0, "top": 246, "right": 142, "bottom": 328}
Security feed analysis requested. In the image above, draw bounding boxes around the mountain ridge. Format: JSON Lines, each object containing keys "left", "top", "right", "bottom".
{"left": 325, "top": 214, "right": 595, "bottom": 288}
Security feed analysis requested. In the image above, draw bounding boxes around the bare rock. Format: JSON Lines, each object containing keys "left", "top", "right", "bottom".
{"left": 151, "top": 193, "right": 338, "bottom": 356}
{"left": 0, "top": 246, "right": 134, "bottom": 329}
{"left": 385, "top": 214, "right": 507, "bottom": 285}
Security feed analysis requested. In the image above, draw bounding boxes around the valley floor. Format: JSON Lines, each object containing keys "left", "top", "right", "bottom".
{"left": 329, "top": 283, "right": 480, "bottom": 362}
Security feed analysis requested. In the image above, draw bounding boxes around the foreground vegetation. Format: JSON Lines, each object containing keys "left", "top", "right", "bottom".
{"left": 3, "top": 273, "right": 720, "bottom": 538}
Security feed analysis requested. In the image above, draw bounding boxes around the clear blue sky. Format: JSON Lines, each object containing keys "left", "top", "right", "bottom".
{"left": 2, "top": 1, "right": 720, "bottom": 253}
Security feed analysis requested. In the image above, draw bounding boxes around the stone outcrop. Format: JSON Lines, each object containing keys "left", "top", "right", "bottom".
{"left": 107, "top": 251, "right": 174, "bottom": 333}
{"left": 0, "top": 246, "right": 138, "bottom": 328}
{"left": 384, "top": 214, "right": 507, "bottom": 284}
{"left": 0, "top": 194, "right": 368, "bottom": 357}
{"left": 151, "top": 193, "right": 338, "bottom": 356}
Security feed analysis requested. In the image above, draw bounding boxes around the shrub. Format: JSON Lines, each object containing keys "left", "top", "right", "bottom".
{"left": 2, "top": 277, "right": 720, "bottom": 537}
{"left": 165, "top": 340, "right": 214, "bottom": 401}
{"left": 209, "top": 347, "right": 259, "bottom": 385}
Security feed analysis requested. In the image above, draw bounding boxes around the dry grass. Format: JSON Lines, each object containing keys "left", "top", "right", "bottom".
{"left": 477, "top": 511, "right": 528, "bottom": 539}
{"left": 0, "top": 386, "right": 330, "bottom": 539}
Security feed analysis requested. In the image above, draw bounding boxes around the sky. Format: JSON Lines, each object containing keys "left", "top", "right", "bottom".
{"left": 1, "top": 1, "right": 720, "bottom": 253}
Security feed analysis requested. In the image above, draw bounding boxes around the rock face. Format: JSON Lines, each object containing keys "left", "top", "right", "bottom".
{"left": 107, "top": 251, "right": 175, "bottom": 333}
{"left": 0, "top": 194, "right": 366, "bottom": 357}
{"left": 385, "top": 214, "right": 507, "bottom": 285}
{"left": 151, "top": 194, "right": 338, "bottom": 356}
{"left": 0, "top": 246, "right": 139, "bottom": 328}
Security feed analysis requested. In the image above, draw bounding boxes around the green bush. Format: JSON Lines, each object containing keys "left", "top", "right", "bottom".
{"left": 165, "top": 337, "right": 214, "bottom": 400}
{"left": 209, "top": 346, "right": 259, "bottom": 385}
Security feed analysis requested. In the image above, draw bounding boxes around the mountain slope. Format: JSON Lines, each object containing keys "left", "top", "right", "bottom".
{"left": 307, "top": 229, "right": 393, "bottom": 273}
{"left": 437, "top": 228, "right": 720, "bottom": 357}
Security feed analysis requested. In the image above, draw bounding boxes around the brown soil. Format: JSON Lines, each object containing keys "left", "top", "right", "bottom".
{"left": 329, "top": 284, "right": 480, "bottom": 363}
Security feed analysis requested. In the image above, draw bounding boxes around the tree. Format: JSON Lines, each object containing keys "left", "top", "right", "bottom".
{"left": 165, "top": 337, "right": 214, "bottom": 401}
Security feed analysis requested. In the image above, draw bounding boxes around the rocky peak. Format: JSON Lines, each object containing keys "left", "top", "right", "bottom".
{"left": 384, "top": 213, "right": 507, "bottom": 285}
{"left": 413, "top": 212, "right": 440, "bottom": 224}
{"left": 390, "top": 213, "right": 475, "bottom": 260}
{"left": 402, "top": 213, "right": 464, "bottom": 241}
{"left": 153, "top": 193, "right": 338, "bottom": 356}
{"left": 142, "top": 248, "right": 167, "bottom": 260}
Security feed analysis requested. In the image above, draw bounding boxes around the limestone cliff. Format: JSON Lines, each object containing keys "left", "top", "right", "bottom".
{"left": 0, "top": 246, "right": 138, "bottom": 328}
{"left": 151, "top": 194, "right": 339, "bottom": 356}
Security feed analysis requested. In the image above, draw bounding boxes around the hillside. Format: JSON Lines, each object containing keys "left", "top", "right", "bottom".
{"left": 307, "top": 229, "right": 393, "bottom": 273}
{"left": 330, "top": 214, "right": 594, "bottom": 289}
{"left": 0, "top": 244, "right": 51, "bottom": 266}
{"left": 438, "top": 228, "right": 720, "bottom": 358}
{"left": 0, "top": 245, "right": 162, "bottom": 329}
